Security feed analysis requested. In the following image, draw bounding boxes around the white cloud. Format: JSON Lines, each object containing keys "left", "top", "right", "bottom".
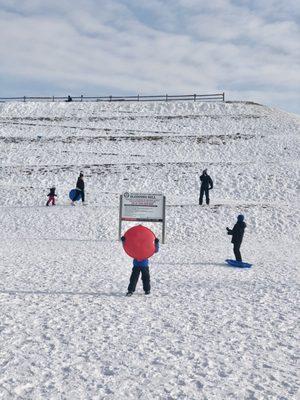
{"left": 0, "top": 0, "right": 299, "bottom": 113}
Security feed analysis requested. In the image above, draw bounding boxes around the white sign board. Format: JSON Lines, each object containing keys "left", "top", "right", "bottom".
{"left": 121, "top": 192, "right": 164, "bottom": 221}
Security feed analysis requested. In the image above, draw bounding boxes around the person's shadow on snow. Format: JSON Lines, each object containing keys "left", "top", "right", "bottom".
{"left": 0, "top": 289, "right": 125, "bottom": 297}
{"left": 156, "top": 262, "right": 225, "bottom": 267}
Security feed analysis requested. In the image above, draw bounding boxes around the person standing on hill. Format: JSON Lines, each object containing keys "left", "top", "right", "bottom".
{"left": 226, "top": 215, "right": 246, "bottom": 261}
{"left": 199, "top": 169, "right": 213, "bottom": 205}
{"left": 71, "top": 172, "right": 85, "bottom": 205}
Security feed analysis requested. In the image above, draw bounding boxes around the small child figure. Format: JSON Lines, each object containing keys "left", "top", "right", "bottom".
{"left": 46, "top": 187, "right": 57, "bottom": 206}
{"left": 121, "top": 236, "right": 159, "bottom": 296}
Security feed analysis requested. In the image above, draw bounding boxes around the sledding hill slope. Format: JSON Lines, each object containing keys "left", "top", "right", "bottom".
{"left": 0, "top": 101, "right": 299, "bottom": 399}
{"left": 0, "top": 101, "right": 299, "bottom": 242}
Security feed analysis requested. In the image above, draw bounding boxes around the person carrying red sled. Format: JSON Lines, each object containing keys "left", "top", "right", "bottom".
{"left": 121, "top": 236, "right": 159, "bottom": 296}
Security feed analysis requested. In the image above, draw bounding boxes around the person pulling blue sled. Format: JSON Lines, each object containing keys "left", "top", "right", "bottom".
{"left": 70, "top": 172, "right": 85, "bottom": 206}
{"left": 226, "top": 214, "right": 252, "bottom": 268}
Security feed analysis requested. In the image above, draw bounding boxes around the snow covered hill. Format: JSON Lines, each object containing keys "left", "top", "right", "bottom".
{"left": 0, "top": 101, "right": 299, "bottom": 399}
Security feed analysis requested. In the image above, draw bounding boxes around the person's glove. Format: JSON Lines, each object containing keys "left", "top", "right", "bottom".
{"left": 226, "top": 227, "right": 230, "bottom": 231}
{"left": 154, "top": 238, "right": 159, "bottom": 243}
{"left": 121, "top": 236, "right": 125, "bottom": 242}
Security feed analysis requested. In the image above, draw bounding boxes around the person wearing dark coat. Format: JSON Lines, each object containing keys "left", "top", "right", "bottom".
{"left": 226, "top": 214, "right": 246, "bottom": 261}
{"left": 46, "top": 187, "right": 57, "bottom": 206}
{"left": 199, "top": 169, "right": 213, "bottom": 205}
{"left": 121, "top": 236, "right": 159, "bottom": 296}
{"left": 71, "top": 172, "right": 85, "bottom": 204}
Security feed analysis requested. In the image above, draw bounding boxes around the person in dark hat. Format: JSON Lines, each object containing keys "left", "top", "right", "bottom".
{"left": 71, "top": 172, "right": 85, "bottom": 205}
{"left": 226, "top": 215, "right": 246, "bottom": 261}
{"left": 46, "top": 186, "right": 57, "bottom": 206}
{"left": 199, "top": 169, "right": 213, "bottom": 205}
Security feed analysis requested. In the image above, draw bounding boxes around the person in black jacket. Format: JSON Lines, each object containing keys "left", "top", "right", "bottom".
{"left": 199, "top": 169, "right": 213, "bottom": 205}
{"left": 226, "top": 214, "right": 246, "bottom": 261}
{"left": 71, "top": 172, "right": 85, "bottom": 205}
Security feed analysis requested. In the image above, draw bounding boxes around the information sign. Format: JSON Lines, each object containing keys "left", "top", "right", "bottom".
{"left": 118, "top": 192, "right": 166, "bottom": 243}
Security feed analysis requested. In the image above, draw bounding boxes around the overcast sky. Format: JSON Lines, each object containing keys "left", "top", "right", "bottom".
{"left": 0, "top": 0, "right": 299, "bottom": 113}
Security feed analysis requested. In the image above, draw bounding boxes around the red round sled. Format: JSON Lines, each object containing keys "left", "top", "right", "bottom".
{"left": 123, "top": 225, "right": 156, "bottom": 260}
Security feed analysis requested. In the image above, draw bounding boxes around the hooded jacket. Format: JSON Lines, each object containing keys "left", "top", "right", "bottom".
{"left": 76, "top": 176, "right": 84, "bottom": 191}
{"left": 227, "top": 220, "right": 246, "bottom": 244}
{"left": 47, "top": 188, "right": 57, "bottom": 197}
{"left": 200, "top": 172, "right": 213, "bottom": 189}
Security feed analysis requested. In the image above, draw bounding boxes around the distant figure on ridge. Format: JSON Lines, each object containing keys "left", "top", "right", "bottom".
{"left": 199, "top": 169, "right": 213, "bottom": 205}
{"left": 66, "top": 95, "right": 73, "bottom": 102}
{"left": 46, "top": 186, "right": 57, "bottom": 206}
{"left": 226, "top": 215, "right": 246, "bottom": 261}
{"left": 71, "top": 172, "right": 85, "bottom": 205}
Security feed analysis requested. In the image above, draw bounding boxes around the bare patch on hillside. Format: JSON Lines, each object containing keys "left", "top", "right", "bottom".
{"left": 0, "top": 132, "right": 260, "bottom": 145}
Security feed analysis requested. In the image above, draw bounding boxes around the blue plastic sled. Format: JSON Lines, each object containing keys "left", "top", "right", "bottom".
{"left": 225, "top": 259, "right": 252, "bottom": 268}
{"left": 69, "top": 189, "right": 81, "bottom": 201}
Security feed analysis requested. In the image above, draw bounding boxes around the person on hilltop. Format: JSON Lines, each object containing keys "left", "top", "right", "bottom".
{"left": 46, "top": 186, "right": 57, "bottom": 206}
{"left": 226, "top": 215, "right": 246, "bottom": 262}
{"left": 121, "top": 236, "right": 160, "bottom": 296}
{"left": 71, "top": 172, "right": 85, "bottom": 205}
{"left": 199, "top": 169, "right": 213, "bottom": 205}
{"left": 66, "top": 95, "right": 73, "bottom": 102}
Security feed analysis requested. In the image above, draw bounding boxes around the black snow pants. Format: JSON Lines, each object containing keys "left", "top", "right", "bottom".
{"left": 128, "top": 266, "right": 150, "bottom": 293}
{"left": 199, "top": 187, "right": 210, "bottom": 205}
{"left": 233, "top": 242, "right": 242, "bottom": 262}
{"left": 73, "top": 189, "right": 85, "bottom": 202}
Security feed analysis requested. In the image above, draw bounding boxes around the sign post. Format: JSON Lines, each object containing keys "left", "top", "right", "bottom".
{"left": 119, "top": 192, "right": 166, "bottom": 243}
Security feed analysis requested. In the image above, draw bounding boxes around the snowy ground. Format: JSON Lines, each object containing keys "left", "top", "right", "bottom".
{"left": 0, "top": 101, "right": 299, "bottom": 399}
